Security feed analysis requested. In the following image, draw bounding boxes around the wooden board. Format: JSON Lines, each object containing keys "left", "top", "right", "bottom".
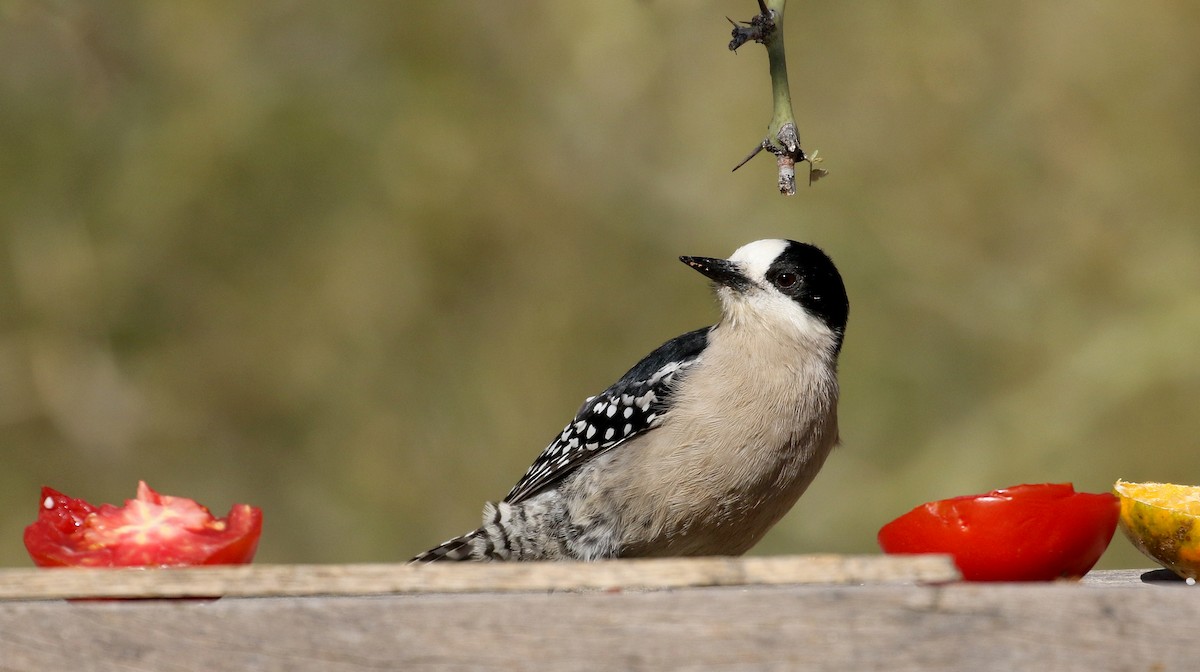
{"left": 0, "top": 554, "right": 958, "bottom": 600}
{"left": 0, "top": 559, "right": 1192, "bottom": 671}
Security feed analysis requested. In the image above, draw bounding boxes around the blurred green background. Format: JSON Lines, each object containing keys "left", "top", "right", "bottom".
{"left": 1, "top": 0, "right": 1197, "bottom": 569}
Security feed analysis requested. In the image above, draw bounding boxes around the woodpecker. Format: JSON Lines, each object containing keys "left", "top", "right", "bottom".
{"left": 412, "top": 238, "right": 849, "bottom": 562}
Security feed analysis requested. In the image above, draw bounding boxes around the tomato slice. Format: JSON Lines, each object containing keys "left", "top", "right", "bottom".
{"left": 24, "top": 481, "right": 263, "bottom": 568}
{"left": 877, "top": 483, "right": 1119, "bottom": 581}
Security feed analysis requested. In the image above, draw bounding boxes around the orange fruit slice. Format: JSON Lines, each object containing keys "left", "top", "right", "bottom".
{"left": 1113, "top": 480, "right": 1200, "bottom": 581}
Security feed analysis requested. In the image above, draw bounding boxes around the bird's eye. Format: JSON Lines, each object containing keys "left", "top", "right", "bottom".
{"left": 774, "top": 272, "right": 798, "bottom": 289}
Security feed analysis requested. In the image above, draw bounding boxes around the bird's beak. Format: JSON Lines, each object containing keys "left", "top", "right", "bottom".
{"left": 679, "top": 256, "right": 753, "bottom": 292}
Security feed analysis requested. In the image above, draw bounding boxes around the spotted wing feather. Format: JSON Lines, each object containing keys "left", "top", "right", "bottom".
{"left": 502, "top": 327, "right": 710, "bottom": 504}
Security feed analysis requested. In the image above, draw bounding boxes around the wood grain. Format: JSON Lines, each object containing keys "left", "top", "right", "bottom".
{"left": 0, "top": 554, "right": 958, "bottom": 600}
{"left": 0, "top": 571, "right": 1193, "bottom": 672}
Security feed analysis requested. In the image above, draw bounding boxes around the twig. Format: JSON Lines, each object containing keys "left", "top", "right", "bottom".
{"left": 728, "top": 0, "right": 827, "bottom": 194}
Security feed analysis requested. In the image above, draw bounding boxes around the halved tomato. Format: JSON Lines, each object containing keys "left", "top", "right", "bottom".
{"left": 877, "top": 483, "right": 1119, "bottom": 581}
{"left": 24, "top": 481, "right": 263, "bottom": 568}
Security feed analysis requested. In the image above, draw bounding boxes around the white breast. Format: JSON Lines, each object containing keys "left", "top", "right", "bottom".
{"left": 588, "top": 317, "right": 841, "bottom": 557}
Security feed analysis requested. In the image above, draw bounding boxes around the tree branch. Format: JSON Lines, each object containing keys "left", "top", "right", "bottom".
{"left": 729, "top": 0, "right": 826, "bottom": 194}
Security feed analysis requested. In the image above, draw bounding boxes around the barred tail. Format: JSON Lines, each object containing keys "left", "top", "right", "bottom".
{"left": 409, "top": 529, "right": 484, "bottom": 563}
{"left": 410, "top": 501, "right": 539, "bottom": 563}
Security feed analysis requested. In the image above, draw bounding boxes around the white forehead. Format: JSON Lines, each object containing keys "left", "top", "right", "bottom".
{"left": 728, "top": 239, "right": 789, "bottom": 280}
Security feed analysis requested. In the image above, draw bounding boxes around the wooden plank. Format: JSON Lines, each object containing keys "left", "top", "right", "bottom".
{"left": 0, "top": 576, "right": 1194, "bottom": 672}
{"left": 0, "top": 554, "right": 958, "bottom": 600}
{"left": 1081, "top": 567, "right": 1185, "bottom": 586}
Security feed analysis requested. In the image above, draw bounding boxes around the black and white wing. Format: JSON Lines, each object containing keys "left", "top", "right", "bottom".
{"left": 502, "top": 327, "right": 710, "bottom": 504}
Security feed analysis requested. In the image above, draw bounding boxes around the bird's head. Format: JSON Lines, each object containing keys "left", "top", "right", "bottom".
{"left": 680, "top": 239, "right": 849, "bottom": 354}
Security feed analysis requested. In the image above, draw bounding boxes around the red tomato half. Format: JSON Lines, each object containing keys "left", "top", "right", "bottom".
{"left": 24, "top": 481, "right": 263, "bottom": 568}
{"left": 877, "top": 483, "right": 1119, "bottom": 581}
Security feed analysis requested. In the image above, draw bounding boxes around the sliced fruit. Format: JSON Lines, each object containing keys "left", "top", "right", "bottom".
{"left": 24, "top": 481, "right": 263, "bottom": 568}
{"left": 1114, "top": 479, "right": 1200, "bottom": 580}
{"left": 878, "top": 483, "right": 1119, "bottom": 581}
